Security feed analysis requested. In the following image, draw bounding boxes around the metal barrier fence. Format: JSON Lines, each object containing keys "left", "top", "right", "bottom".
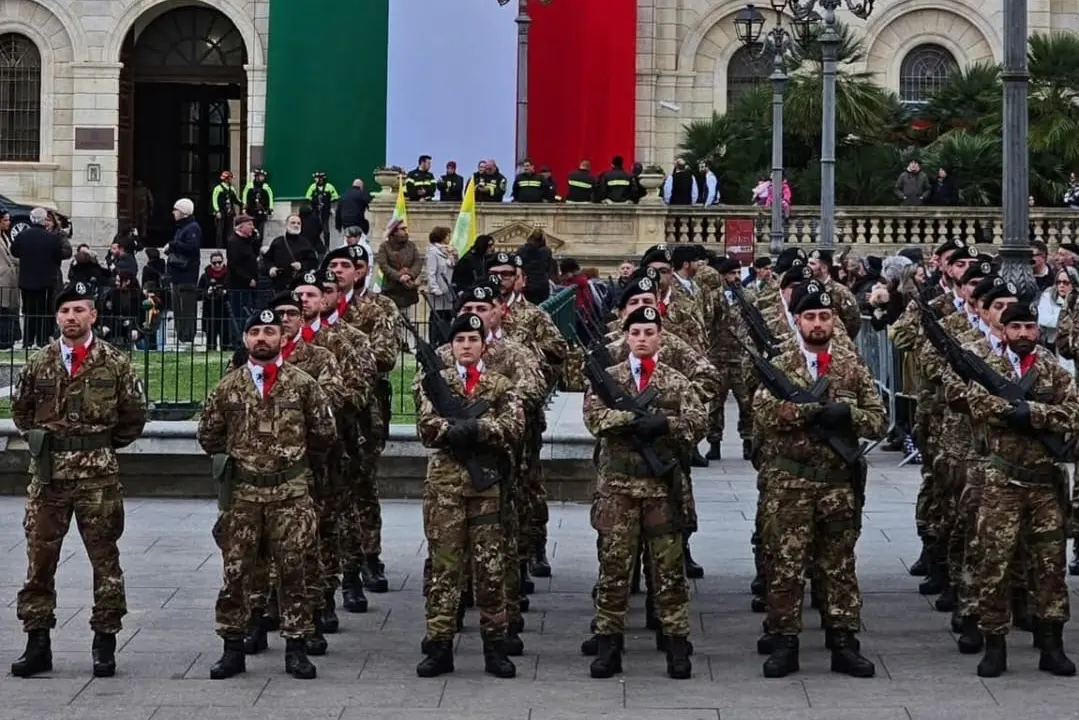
{"left": 855, "top": 316, "right": 920, "bottom": 464}
{"left": 0, "top": 286, "right": 579, "bottom": 422}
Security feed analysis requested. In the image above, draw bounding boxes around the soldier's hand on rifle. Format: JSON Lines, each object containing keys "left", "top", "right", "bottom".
{"left": 816, "top": 401, "right": 852, "bottom": 429}
{"left": 1005, "top": 400, "right": 1033, "bottom": 430}
{"left": 445, "top": 418, "right": 479, "bottom": 445}
{"left": 631, "top": 413, "right": 669, "bottom": 440}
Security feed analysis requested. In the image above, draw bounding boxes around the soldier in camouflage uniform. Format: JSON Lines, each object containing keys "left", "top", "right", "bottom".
{"left": 583, "top": 305, "right": 706, "bottom": 680}
{"left": 413, "top": 313, "right": 524, "bottom": 679}
{"left": 959, "top": 303, "right": 1077, "bottom": 677}
{"left": 753, "top": 286, "right": 886, "bottom": 679}
{"left": 1050, "top": 285, "right": 1079, "bottom": 575}
{"left": 488, "top": 251, "right": 569, "bottom": 580}
{"left": 889, "top": 238, "right": 976, "bottom": 591}
{"left": 807, "top": 249, "right": 861, "bottom": 339}
{"left": 707, "top": 256, "right": 754, "bottom": 461}
{"left": 10, "top": 282, "right": 147, "bottom": 679}
{"left": 197, "top": 308, "right": 337, "bottom": 680}
{"left": 324, "top": 244, "right": 398, "bottom": 598}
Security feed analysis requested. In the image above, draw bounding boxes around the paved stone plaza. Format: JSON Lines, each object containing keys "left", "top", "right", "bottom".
{"left": 3, "top": 409, "right": 1079, "bottom": 720}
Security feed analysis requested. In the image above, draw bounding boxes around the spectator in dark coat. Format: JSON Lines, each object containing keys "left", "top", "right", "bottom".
{"left": 165, "top": 197, "right": 202, "bottom": 346}
{"left": 226, "top": 215, "right": 261, "bottom": 343}
{"left": 335, "top": 179, "right": 372, "bottom": 237}
{"left": 141, "top": 247, "right": 166, "bottom": 290}
{"left": 517, "top": 228, "right": 554, "bottom": 304}
{"left": 265, "top": 214, "right": 319, "bottom": 291}
{"left": 197, "top": 251, "right": 231, "bottom": 350}
{"left": 11, "top": 207, "right": 71, "bottom": 347}
{"left": 452, "top": 233, "right": 493, "bottom": 294}
{"left": 927, "top": 167, "right": 959, "bottom": 206}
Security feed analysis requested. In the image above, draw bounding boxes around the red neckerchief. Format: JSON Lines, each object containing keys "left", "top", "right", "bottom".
{"left": 70, "top": 343, "right": 89, "bottom": 376}
{"left": 639, "top": 355, "right": 656, "bottom": 389}
{"left": 262, "top": 363, "right": 278, "bottom": 398}
{"left": 816, "top": 352, "right": 831, "bottom": 376}
{"left": 464, "top": 365, "right": 481, "bottom": 395}
{"left": 1019, "top": 353, "right": 1036, "bottom": 375}
{"left": 301, "top": 325, "right": 316, "bottom": 343}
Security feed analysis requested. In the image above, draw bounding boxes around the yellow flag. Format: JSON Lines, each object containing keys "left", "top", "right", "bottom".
{"left": 451, "top": 179, "right": 478, "bottom": 258}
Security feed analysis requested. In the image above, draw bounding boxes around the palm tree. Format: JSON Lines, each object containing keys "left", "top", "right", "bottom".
{"left": 1027, "top": 33, "right": 1079, "bottom": 169}
{"left": 923, "top": 131, "right": 1002, "bottom": 205}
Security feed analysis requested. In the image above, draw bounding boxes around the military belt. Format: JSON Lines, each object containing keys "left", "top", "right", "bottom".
{"left": 233, "top": 459, "right": 309, "bottom": 487}
{"left": 774, "top": 456, "right": 851, "bottom": 485}
{"left": 49, "top": 432, "right": 112, "bottom": 452}
{"left": 988, "top": 455, "right": 1057, "bottom": 485}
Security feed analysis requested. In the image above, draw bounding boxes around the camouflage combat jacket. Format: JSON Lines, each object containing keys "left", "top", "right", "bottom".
{"left": 12, "top": 338, "right": 147, "bottom": 483}
{"left": 604, "top": 332, "right": 722, "bottom": 401}
{"left": 197, "top": 363, "right": 337, "bottom": 503}
{"left": 583, "top": 362, "right": 707, "bottom": 498}
{"left": 414, "top": 367, "right": 525, "bottom": 496}
{"left": 284, "top": 339, "right": 348, "bottom": 411}
{"left": 824, "top": 277, "right": 862, "bottom": 339}
{"left": 662, "top": 283, "right": 709, "bottom": 355}
{"left": 502, "top": 293, "right": 569, "bottom": 390}
{"left": 313, "top": 319, "right": 376, "bottom": 410}
{"left": 437, "top": 334, "right": 546, "bottom": 411}
{"left": 920, "top": 312, "right": 983, "bottom": 460}
{"left": 343, "top": 289, "right": 400, "bottom": 374}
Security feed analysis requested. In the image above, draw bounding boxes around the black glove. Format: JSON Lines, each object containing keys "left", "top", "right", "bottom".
{"left": 1006, "top": 401, "right": 1033, "bottom": 430}
{"left": 444, "top": 418, "right": 480, "bottom": 446}
{"left": 631, "top": 413, "right": 669, "bottom": 440}
{"left": 816, "top": 402, "right": 852, "bottom": 429}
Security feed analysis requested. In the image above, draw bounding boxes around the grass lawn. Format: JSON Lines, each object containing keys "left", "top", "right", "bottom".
{"left": 0, "top": 350, "right": 420, "bottom": 421}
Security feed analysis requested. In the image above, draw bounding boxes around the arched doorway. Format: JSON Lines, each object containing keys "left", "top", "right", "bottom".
{"left": 117, "top": 3, "right": 248, "bottom": 247}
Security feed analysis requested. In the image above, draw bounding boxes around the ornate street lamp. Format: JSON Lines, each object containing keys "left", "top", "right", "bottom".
{"left": 500, "top": 0, "right": 554, "bottom": 167}
{"left": 786, "top": 0, "right": 874, "bottom": 250}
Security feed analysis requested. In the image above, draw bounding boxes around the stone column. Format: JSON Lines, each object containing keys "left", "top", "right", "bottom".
{"left": 70, "top": 62, "right": 123, "bottom": 245}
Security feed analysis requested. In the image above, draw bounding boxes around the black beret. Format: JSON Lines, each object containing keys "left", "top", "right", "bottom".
{"left": 317, "top": 268, "right": 339, "bottom": 287}
{"left": 775, "top": 247, "right": 807, "bottom": 274}
{"left": 959, "top": 260, "right": 994, "bottom": 285}
{"left": 948, "top": 244, "right": 979, "bottom": 264}
{"left": 54, "top": 281, "right": 96, "bottom": 310}
{"left": 716, "top": 257, "right": 741, "bottom": 274}
{"left": 808, "top": 249, "right": 833, "bottom": 265}
{"left": 245, "top": 308, "right": 283, "bottom": 332}
{"left": 788, "top": 280, "right": 825, "bottom": 312}
{"left": 753, "top": 256, "right": 772, "bottom": 269}
{"left": 793, "top": 287, "right": 834, "bottom": 314}
{"left": 622, "top": 305, "right": 662, "bottom": 331}
{"left": 322, "top": 246, "right": 353, "bottom": 266}
{"left": 1000, "top": 303, "right": 1038, "bottom": 325}
{"left": 780, "top": 264, "right": 813, "bottom": 290}
{"left": 618, "top": 275, "right": 659, "bottom": 309}
{"left": 671, "top": 245, "right": 698, "bottom": 267}
{"left": 640, "top": 244, "right": 673, "bottom": 267}
{"left": 486, "top": 252, "right": 518, "bottom": 271}
{"left": 268, "top": 290, "right": 301, "bottom": 310}
{"left": 980, "top": 279, "right": 1019, "bottom": 309}
{"left": 458, "top": 283, "right": 498, "bottom": 308}
{"left": 971, "top": 275, "right": 1002, "bottom": 302}
{"left": 348, "top": 244, "right": 370, "bottom": 265}
{"left": 291, "top": 269, "right": 324, "bottom": 290}
{"left": 449, "top": 312, "right": 485, "bottom": 340}
{"left": 630, "top": 266, "right": 661, "bottom": 284}
{"left": 934, "top": 238, "right": 967, "bottom": 256}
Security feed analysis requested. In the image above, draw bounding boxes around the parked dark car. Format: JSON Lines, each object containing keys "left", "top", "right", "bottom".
{"left": 0, "top": 193, "right": 72, "bottom": 238}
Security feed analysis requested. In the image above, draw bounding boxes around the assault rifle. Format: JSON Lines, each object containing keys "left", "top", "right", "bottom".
{"left": 400, "top": 315, "right": 496, "bottom": 489}
{"left": 727, "top": 280, "right": 779, "bottom": 357}
{"left": 915, "top": 298, "right": 1072, "bottom": 461}
{"left": 582, "top": 344, "right": 679, "bottom": 478}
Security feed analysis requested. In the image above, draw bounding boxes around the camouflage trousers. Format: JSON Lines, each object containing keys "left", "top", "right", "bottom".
{"left": 518, "top": 412, "right": 549, "bottom": 555}
{"left": 213, "top": 495, "right": 318, "bottom": 640}
{"left": 18, "top": 477, "right": 127, "bottom": 633}
{"left": 424, "top": 488, "right": 508, "bottom": 641}
{"left": 931, "top": 453, "right": 963, "bottom": 569}
{"left": 248, "top": 454, "right": 343, "bottom": 612}
{"left": 764, "top": 471, "right": 862, "bottom": 635}
{"left": 340, "top": 433, "right": 382, "bottom": 569}
{"left": 912, "top": 405, "right": 940, "bottom": 537}
{"left": 975, "top": 469, "right": 1069, "bottom": 635}
{"left": 591, "top": 492, "right": 689, "bottom": 637}
{"left": 954, "top": 463, "right": 1031, "bottom": 618}
{"left": 707, "top": 363, "right": 753, "bottom": 444}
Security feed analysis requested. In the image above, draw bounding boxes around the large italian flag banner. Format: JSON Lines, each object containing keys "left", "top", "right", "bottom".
{"left": 264, "top": 0, "right": 637, "bottom": 200}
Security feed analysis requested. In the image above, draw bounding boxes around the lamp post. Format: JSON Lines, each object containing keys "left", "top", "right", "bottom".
{"left": 500, "top": 0, "right": 553, "bottom": 167}
{"left": 735, "top": 2, "right": 814, "bottom": 257}
{"left": 997, "top": 0, "right": 1035, "bottom": 300}
{"left": 787, "top": 0, "right": 874, "bottom": 250}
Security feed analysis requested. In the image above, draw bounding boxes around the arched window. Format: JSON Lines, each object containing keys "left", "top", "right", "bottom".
{"left": 727, "top": 45, "right": 772, "bottom": 107}
{"left": 133, "top": 6, "right": 246, "bottom": 70}
{"left": 0, "top": 33, "right": 42, "bottom": 162}
{"left": 899, "top": 44, "right": 957, "bottom": 105}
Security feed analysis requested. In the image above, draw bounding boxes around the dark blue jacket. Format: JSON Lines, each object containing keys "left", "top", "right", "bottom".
{"left": 167, "top": 217, "right": 201, "bottom": 285}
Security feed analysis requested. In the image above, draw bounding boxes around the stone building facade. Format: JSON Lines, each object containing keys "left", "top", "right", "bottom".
{"left": 0, "top": 0, "right": 1072, "bottom": 245}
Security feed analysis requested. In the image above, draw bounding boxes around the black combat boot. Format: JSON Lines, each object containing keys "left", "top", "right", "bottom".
{"left": 321, "top": 590, "right": 339, "bottom": 634}
{"left": 589, "top": 634, "right": 623, "bottom": 678}
{"left": 655, "top": 628, "right": 694, "bottom": 655}
{"left": 363, "top": 554, "right": 389, "bottom": 593}
{"left": 509, "top": 617, "right": 525, "bottom": 635}
{"left": 957, "top": 616, "right": 983, "bottom": 654}
{"left": 520, "top": 561, "right": 535, "bottom": 595}
{"left": 918, "top": 543, "right": 947, "bottom": 595}
{"left": 950, "top": 609, "right": 963, "bottom": 634}
{"left": 243, "top": 609, "right": 268, "bottom": 655}
{"left": 90, "top": 632, "right": 117, "bottom": 678}
{"left": 909, "top": 541, "right": 930, "bottom": 576}
{"left": 683, "top": 534, "right": 704, "bottom": 579}
{"left": 306, "top": 611, "right": 328, "bottom": 656}
{"left": 581, "top": 634, "right": 599, "bottom": 656}
{"left": 285, "top": 638, "right": 317, "bottom": 679}
{"left": 519, "top": 596, "right": 531, "bottom": 613}
{"left": 977, "top": 633, "right": 1007, "bottom": 677}
{"left": 742, "top": 438, "right": 753, "bottom": 460}
{"left": 706, "top": 442, "right": 722, "bottom": 461}
{"left": 531, "top": 542, "right": 552, "bottom": 578}
{"left": 483, "top": 638, "right": 516, "bottom": 678}
{"left": 262, "top": 594, "right": 281, "bottom": 631}
{"left": 665, "top": 636, "right": 693, "bottom": 679}
{"left": 11, "top": 629, "right": 52, "bottom": 678}
{"left": 763, "top": 634, "right": 799, "bottom": 678}
{"left": 1011, "top": 588, "right": 1034, "bottom": 632}
{"left": 750, "top": 570, "right": 765, "bottom": 597}
{"left": 341, "top": 568, "right": 368, "bottom": 613}
{"left": 1038, "top": 621, "right": 1077, "bottom": 676}
{"left": 504, "top": 626, "right": 525, "bottom": 657}
{"left": 751, "top": 595, "right": 767, "bottom": 613}
{"left": 828, "top": 630, "right": 875, "bottom": 677}
{"left": 690, "top": 448, "right": 709, "bottom": 468}
{"left": 935, "top": 585, "right": 958, "bottom": 613}
{"left": 1070, "top": 545, "right": 1079, "bottom": 576}
{"left": 757, "top": 621, "right": 778, "bottom": 655}
{"left": 209, "top": 637, "right": 246, "bottom": 679}
{"left": 417, "top": 639, "right": 454, "bottom": 677}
